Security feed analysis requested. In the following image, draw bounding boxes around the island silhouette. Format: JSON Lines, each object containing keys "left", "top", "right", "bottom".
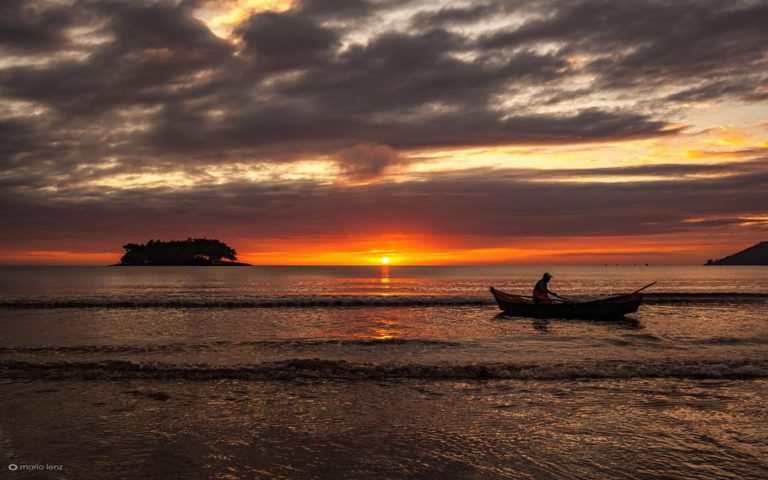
{"left": 116, "top": 238, "right": 250, "bottom": 266}
{"left": 705, "top": 241, "right": 768, "bottom": 266}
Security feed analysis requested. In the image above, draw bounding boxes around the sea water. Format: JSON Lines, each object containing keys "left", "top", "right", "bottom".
{"left": 0, "top": 265, "right": 766, "bottom": 479}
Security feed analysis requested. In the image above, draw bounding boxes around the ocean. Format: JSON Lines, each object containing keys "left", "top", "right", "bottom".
{"left": 0, "top": 265, "right": 766, "bottom": 479}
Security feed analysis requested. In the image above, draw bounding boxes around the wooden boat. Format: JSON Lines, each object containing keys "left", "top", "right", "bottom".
{"left": 490, "top": 282, "right": 656, "bottom": 319}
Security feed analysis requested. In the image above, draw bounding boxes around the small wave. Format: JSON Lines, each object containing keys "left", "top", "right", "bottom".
{"left": 1, "top": 359, "right": 765, "bottom": 381}
{"left": 0, "top": 338, "right": 462, "bottom": 355}
{"left": 0, "top": 296, "right": 493, "bottom": 309}
{"left": 0, "top": 343, "right": 215, "bottom": 355}
{"left": 1, "top": 291, "right": 766, "bottom": 309}
{"left": 690, "top": 336, "right": 768, "bottom": 346}
{"left": 622, "top": 333, "right": 663, "bottom": 342}
{"left": 644, "top": 292, "right": 768, "bottom": 304}
{"left": 235, "top": 338, "right": 463, "bottom": 347}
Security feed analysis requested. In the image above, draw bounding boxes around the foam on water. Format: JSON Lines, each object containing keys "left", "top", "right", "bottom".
{"left": 0, "top": 292, "right": 765, "bottom": 308}
{"left": 2, "top": 358, "right": 766, "bottom": 381}
{"left": 0, "top": 338, "right": 464, "bottom": 355}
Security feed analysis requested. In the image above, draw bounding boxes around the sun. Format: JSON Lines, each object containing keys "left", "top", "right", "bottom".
{"left": 380, "top": 256, "right": 390, "bottom": 265}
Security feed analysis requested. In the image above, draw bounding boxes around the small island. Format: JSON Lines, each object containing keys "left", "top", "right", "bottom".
{"left": 116, "top": 238, "right": 250, "bottom": 266}
{"left": 705, "top": 241, "right": 768, "bottom": 266}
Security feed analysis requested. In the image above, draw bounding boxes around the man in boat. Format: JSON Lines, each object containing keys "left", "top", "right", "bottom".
{"left": 532, "top": 272, "right": 559, "bottom": 304}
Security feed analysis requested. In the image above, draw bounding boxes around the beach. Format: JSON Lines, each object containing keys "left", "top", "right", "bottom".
{"left": 1, "top": 265, "right": 767, "bottom": 479}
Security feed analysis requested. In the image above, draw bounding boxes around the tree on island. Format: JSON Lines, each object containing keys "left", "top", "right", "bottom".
{"left": 118, "top": 238, "right": 249, "bottom": 266}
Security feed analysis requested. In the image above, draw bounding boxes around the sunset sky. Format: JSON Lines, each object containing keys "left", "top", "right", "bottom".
{"left": 0, "top": 0, "right": 766, "bottom": 265}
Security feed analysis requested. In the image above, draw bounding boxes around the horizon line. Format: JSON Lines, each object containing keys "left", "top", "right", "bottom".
{"left": 0, "top": 262, "right": 721, "bottom": 267}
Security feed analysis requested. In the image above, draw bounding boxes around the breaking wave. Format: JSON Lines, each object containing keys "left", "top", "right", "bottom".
{"left": 0, "top": 296, "right": 492, "bottom": 309}
{"left": 644, "top": 292, "right": 768, "bottom": 304}
{"left": 1, "top": 358, "right": 766, "bottom": 381}
{"left": 0, "top": 338, "right": 462, "bottom": 355}
{"left": 0, "top": 292, "right": 765, "bottom": 309}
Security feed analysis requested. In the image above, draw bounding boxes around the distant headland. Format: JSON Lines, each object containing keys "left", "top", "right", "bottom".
{"left": 115, "top": 238, "right": 250, "bottom": 266}
{"left": 705, "top": 241, "right": 768, "bottom": 266}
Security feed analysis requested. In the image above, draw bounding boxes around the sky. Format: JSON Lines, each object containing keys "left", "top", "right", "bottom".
{"left": 0, "top": 0, "right": 766, "bottom": 265}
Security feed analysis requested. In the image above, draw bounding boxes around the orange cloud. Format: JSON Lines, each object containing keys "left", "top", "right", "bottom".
{"left": 0, "top": 251, "right": 120, "bottom": 265}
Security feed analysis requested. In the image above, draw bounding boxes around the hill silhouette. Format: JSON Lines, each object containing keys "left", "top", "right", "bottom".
{"left": 705, "top": 241, "right": 768, "bottom": 266}
{"left": 117, "top": 238, "right": 250, "bottom": 266}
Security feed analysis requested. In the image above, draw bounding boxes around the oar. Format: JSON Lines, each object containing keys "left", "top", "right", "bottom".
{"left": 597, "top": 281, "right": 658, "bottom": 302}
{"left": 632, "top": 281, "right": 657, "bottom": 294}
{"left": 551, "top": 293, "right": 574, "bottom": 303}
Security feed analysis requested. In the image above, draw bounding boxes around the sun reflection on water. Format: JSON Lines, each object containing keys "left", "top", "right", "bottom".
{"left": 370, "top": 319, "right": 405, "bottom": 341}
{"left": 380, "top": 265, "right": 391, "bottom": 291}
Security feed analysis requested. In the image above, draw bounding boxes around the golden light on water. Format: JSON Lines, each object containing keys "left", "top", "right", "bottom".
{"left": 380, "top": 265, "right": 391, "bottom": 288}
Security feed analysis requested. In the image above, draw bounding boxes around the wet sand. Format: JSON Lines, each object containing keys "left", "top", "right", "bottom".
{"left": 2, "top": 378, "right": 767, "bottom": 479}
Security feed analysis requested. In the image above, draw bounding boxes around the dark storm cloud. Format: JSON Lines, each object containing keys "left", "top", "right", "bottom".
{"left": 1, "top": 160, "right": 766, "bottom": 252}
{"left": 146, "top": 103, "right": 674, "bottom": 155}
{"left": 0, "top": 0, "right": 685, "bottom": 160}
{"left": 277, "top": 29, "right": 567, "bottom": 113}
{"left": 0, "top": 1, "right": 232, "bottom": 115}
{"left": 524, "top": 158, "right": 768, "bottom": 179}
{"left": 295, "top": 0, "right": 377, "bottom": 18}
{"left": 0, "top": 0, "right": 79, "bottom": 53}
{"left": 667, "top": 80, "right": 768, "bottom": 103}
{"left": 237, "top": 12, "right": 340, "bottom": 70}
{"left": 144, "top": 23, "right": 667, "bottom": 154}
{"left": 479, "top": 0, "right": 768, "bottom": 100}
{"left": 367, "top": 109, "right": 676, "bottom": 149}
{"left": 411, "top": 3, "right": 506, "bottom": 28}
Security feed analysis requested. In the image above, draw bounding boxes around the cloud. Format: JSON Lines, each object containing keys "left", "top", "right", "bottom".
{"left": 667, "top": 79, "right": 768, "bottom": 103}
{"left": 237, "top": 11, "right": 340, "bottom": 70}
{"left": 334, "top": 143, "right": 405, "bottom": 180}
{"left": 1, "top": 159, "right": 766, "bottom": 253}
{"left": 478, "top": 0, "right": 768, "bottom": 101}
{"left": 0, "top": 0, "right": 765, "bottom": 257}
{"left": 0, "top": 1, "right": 232, "bottom": 115}
{"left": 0, "top": 1, "right": 684, "bottom": 153}
{"left": 295, "top": 0, "right": 379, "bottom": 19}
{"left": 0, "top": 0, "right": 79, "bottom": 53}
{"left": 411, "top": 3, "right": 507, "bottom": 28}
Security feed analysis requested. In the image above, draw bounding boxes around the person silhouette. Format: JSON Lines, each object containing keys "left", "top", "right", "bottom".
{"left": 532, "top": 272, "right": 559, "bottom": 304}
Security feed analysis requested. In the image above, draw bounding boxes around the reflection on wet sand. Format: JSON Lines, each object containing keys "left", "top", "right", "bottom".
{"left": 2, "top": 379, "right": 766, "bottom": 479}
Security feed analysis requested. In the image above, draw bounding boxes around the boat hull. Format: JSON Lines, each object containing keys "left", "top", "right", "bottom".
{"left": 490, "top": 287, "right": 643, "bottom": 319}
